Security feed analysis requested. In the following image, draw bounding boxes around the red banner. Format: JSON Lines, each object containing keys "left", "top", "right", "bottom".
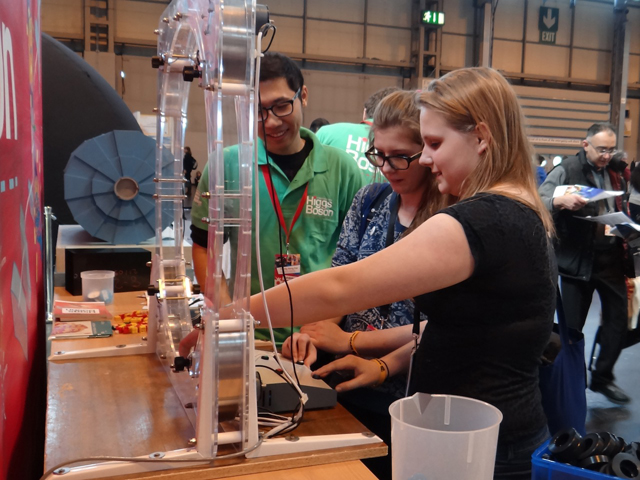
{"left": 0, "top": 0, "right": 45, "bottom": 477}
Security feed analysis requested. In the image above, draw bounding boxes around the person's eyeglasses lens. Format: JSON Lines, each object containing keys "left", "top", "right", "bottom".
{"left": 589, "top": 141, "right": 617, "bottom": 156}
{"left": 365, "top": 149, "right": 413, "bottom": 170}
{"left": 258, "top": 89, "right": 300, "bottom": 122}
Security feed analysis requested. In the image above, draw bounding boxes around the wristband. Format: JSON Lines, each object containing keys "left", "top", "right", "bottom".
{"left": 371, "top": 358, "right": 389, "bottom": 387}
{"left": 349, "top": 330, "right": 361, "bottom": 356}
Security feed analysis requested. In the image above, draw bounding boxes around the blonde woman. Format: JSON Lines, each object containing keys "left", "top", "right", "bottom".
{"left": 250, "top": 67, "right": 555, "bottom": 478}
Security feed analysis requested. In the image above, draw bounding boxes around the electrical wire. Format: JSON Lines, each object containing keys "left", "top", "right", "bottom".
{"left": 252, "top": 23, "right": 307, "bottom": 439}
{"left": 261, "top": 22, "right": 276, "bottom": 53}
{"left": 39, "top": 437, "right": 263, "bottom": 480}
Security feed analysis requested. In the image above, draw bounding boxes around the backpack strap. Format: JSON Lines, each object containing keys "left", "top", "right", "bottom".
{"left": 358, "top": 183, "right": 393, "bottom": 242}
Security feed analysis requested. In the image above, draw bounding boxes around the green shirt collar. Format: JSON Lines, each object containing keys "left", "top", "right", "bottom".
{"left": 256, "top": 129, "right": 329, "bottom": 193}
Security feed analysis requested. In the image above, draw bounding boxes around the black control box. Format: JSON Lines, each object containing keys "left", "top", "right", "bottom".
{"left": 64, "top": 248, "right": 151, "bottom": 295}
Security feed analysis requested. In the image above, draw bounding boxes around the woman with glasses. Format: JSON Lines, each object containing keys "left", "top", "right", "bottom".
{"left": 283, "top": 90, "right": 448, "bottom": 479}
{"left": 251, "top": 67, "right": 556, "bottom": 479}
{"left": 284, "top": 90, "right": 448, "bottom": 366}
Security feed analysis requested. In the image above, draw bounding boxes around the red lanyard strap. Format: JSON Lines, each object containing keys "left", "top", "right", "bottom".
{"left": 260, "top": 165, "right": 309, "bottom": 245}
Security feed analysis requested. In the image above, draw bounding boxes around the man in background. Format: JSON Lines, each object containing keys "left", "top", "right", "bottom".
{"left": 182, "top": 146, "right": 197, "bottom": 195}
{"left": 309, "top": 117, "right": 330, "bottom": 133}
{"left": 316, "top": 86, "right": 399, "bottom": 183}
{"left": 539, "top": 123, "right": 631, "bottom": 405}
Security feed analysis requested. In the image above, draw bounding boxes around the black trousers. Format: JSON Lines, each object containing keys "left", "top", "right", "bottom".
{"left": 561, "top": 248, "right": 628, "bottom": 385}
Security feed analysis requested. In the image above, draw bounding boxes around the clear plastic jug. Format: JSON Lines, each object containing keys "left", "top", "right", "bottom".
{"left": 389, "top": 393, "right": 503, "bottom": 480}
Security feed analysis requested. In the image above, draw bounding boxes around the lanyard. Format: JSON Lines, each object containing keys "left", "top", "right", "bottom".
{"left": 260, "top": 165, "right": 309, "bottom": 250}
{"left": 379, "top": 193, "right": 400, "bottom": 321}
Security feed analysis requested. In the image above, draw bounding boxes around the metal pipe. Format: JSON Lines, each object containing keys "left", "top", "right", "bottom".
{"left": 568, "top": 3, "right": 576, "bottom": 79}
{"left": 154, "top": 177, "right": 189, "bottom": 183}
{"left": 521, "top": 0, "right": 528, "bottom": 74}
{"left": 44, "top": 206, "right": 56, "bottom": 323}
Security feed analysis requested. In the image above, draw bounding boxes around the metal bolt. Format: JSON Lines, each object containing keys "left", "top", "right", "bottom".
{"left": 153, "top": 29, "right": 160, "bottom": 35}
{"left": 188, "top": 438, "right": 197, "bottom": 446}
{"left": 149, "top": 452, "right": 166, "bottom": 459}
{"left": 162, "top": 17, "right": 170, "bottom": 23}
{"left": 173, "top": 12, "right": 183, "bottom": 20}
{"left": 53, "top": 467, "right": 71, "bottom": 475}
{"left": 285, "top": 435, "right": 300, "bottom": 442}
{"left": 54, "top": 351, "right": 66, "bottom": 356}
{"left": 362, "top": 431, "right": 376, "bottom": 438}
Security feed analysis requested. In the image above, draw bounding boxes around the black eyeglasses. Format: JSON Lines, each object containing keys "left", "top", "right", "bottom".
{"left": 365, "top": 146, "right": 422, "bottom": 170}
{"left": 587, "top": 140, "right": 618, "bottom": 156}
{"left": 258, "top": 88, "right": 301, "bottom": 122}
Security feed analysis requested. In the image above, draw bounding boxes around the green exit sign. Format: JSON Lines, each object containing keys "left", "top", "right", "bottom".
{"left": 421, "top": 10, "right": 445, "bottom": 26}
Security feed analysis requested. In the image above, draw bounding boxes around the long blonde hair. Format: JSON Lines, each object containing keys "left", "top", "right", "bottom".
{"left": 371, "top": 90, "right": 450, "bottom": 235}
{"left": 417, "top": 67, "right": 553, "bottom": 233}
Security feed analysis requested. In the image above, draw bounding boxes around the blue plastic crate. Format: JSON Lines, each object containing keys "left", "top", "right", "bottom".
{"left": 532, "top": 439, "right": 615, "bottom": 479}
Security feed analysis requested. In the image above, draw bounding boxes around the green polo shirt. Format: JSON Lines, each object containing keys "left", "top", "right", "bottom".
{"left": 316, "top": 121, "right": 381, "bottom": 183}
{"left": 191, "top": 128, "right": 365, "bottom": 345}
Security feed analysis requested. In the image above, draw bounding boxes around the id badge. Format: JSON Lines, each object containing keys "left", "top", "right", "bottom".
{"left": 604, "top": 225, "right": 615, "bottom": 237}
{"left": 274, "top": 254, "right": 301, "bottom": 285}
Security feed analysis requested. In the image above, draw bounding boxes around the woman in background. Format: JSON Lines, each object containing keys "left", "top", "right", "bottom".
{"left": 284, "top": 90, "right": 447, "bottom": 479}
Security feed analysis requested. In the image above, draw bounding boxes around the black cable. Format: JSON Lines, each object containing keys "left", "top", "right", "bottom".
{"left": 259, "top": 23, "right": 276, "bottom": 53}
{"left": 257, "top": 86, "right": 305, "bottom": 431}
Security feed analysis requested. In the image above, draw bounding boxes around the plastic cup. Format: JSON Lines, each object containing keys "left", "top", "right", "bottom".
{"left": 389, "top": 393, "right": 503, "bottom": 480}
{"left": 81, "top": 270, "right": 115, "bottom": 305}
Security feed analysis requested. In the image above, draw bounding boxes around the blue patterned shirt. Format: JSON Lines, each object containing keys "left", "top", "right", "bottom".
{"left": 332, "top": 184, "right": 428, "bottom": 398}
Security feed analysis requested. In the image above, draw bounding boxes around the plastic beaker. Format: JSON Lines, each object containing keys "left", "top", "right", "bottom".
{"left": 389, "top": 393, "right": 503, "bottom": 480}
{"left": 81, "top": 270, "right": 115, "bottom": 305}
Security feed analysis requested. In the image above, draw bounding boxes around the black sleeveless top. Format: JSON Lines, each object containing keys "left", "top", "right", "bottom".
{"left": 411, "top": 194, "right": 556, "bottom": 445}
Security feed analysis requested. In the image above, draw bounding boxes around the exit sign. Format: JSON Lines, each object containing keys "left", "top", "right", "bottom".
{"left": 539, "top": 7, "right": 559, "bottom": 45}
{"left": 421, "top": 10, "right": 445, "bottom": 26}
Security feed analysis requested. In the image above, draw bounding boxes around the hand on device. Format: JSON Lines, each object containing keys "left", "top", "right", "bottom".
{"left": 282, "top": 332, "right": 317, "bottom": 368}
{"left": 312, "top": 355, "right": 380, "bottom": 392}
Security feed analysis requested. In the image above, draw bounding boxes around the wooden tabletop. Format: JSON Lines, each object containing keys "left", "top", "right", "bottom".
{"left": 46, "top": 289, "right": 386, "bottom": 479}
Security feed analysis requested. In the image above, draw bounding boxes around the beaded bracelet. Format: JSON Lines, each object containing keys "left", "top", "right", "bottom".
{"left": 349, "top": 330, "right": 361, "bottom": 356}
{"left": 371, "top": 358, "right": 389, "bottom": 387}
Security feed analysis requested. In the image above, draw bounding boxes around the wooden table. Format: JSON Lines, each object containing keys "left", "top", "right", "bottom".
{"left": 45, "top": 289, "right": 386, "bottom": 479}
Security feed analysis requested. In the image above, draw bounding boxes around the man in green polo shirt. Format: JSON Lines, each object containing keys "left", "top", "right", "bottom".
{"left": 191, "top": 52, "right": 364, "bottom": 345}
{"left": 315, "top": 86, "right": 399, "bottom": 183}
